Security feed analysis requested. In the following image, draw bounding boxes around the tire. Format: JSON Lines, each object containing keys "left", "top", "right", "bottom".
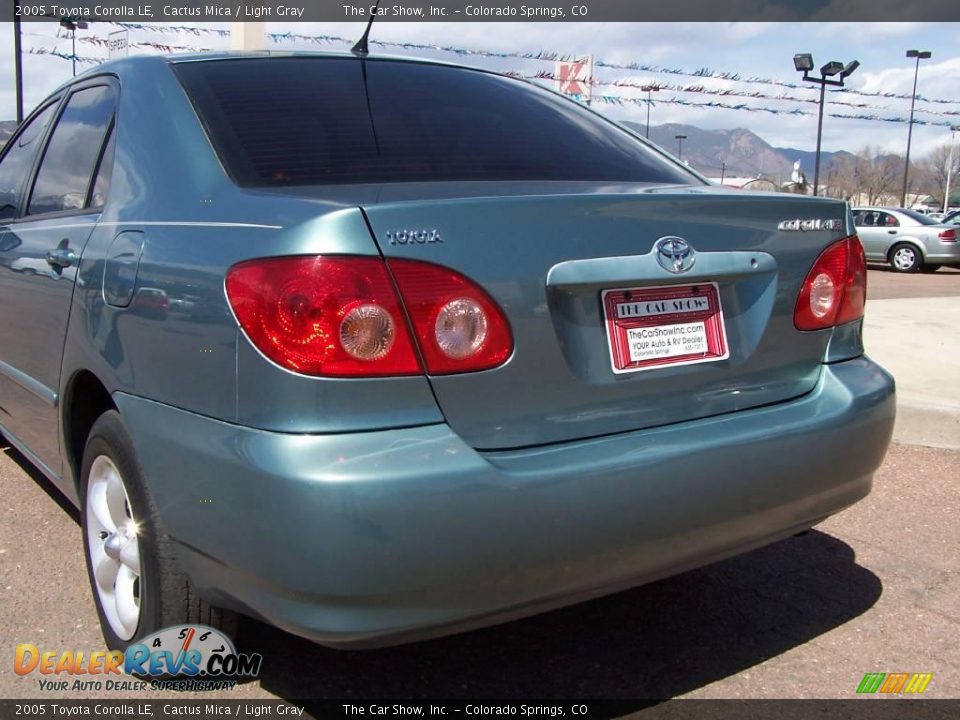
{"left": 80, "top": 410, "right": 236, "bottom": 652}
{"left": 889, "top": 243, "right": 921, "bottom": 273}
{"left": 921, "top": 264, "right": 941, "bottom": 273}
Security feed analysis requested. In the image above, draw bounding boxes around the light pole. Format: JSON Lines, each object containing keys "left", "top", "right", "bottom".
{"left": 58, "top": 16, "right": 89, "bottom": 77}
{"left": 675, "top": 134, "right": 686, "bottom": 161}
{"left": 13, "top": 0, "right": 24, "bottom": 122}
{"left": 793, "top": 53, "right": 859, "bottom": 197}
{"left": 901, "top": 50, "right": 932, "bottom": 208}
{"left": 945, "top": 125, "right": 960, "bottom": 213}
{"left": 642, "top": 85, "right": 659, "bottom": 138}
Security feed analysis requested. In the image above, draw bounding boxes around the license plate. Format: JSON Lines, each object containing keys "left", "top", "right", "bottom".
{"left": 602, "top": 282, "right": 729, "bottom": 374}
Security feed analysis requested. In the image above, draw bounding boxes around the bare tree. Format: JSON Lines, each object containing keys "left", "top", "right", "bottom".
{"left": 823, "top": 154, "right": 857, "bottom": 200}
{"left": 853, "top": 147, "right": 902, "bottom": 205}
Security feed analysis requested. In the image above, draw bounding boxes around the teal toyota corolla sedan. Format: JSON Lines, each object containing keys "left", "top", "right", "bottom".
{"left": 0, "top": 52, "right": 895, "bottom": 651}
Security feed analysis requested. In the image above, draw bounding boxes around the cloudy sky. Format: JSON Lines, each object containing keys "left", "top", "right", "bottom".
{"left": 1, "top": 20, "right": 958, "bottom": 165}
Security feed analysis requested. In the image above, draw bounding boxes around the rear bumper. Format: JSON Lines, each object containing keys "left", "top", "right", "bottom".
{"left": 114, "top": 356, "right": 895, "bottom": 648}
{"left": 925, "top": 242, "right": 960, "bottom": 263}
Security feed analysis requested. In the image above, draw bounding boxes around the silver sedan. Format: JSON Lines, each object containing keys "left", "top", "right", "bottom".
{"left": 852, "top": 207, "right": 960, "bottom": 272}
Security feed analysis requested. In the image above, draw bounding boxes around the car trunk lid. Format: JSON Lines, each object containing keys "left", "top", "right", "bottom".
{"left": 362, "top": 187, "right": 849, "bottom": 450}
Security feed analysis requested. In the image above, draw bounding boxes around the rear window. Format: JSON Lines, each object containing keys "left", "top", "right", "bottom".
{"left": 173, "top": 57, "right": 697, "bottom": 187}
{"left": 897, "top": 209, "right": 938, "bottom": 225}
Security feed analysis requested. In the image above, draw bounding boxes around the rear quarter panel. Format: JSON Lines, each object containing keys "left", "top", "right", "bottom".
{"left": 60, "top": 58, "right": 442, "bottom": 485}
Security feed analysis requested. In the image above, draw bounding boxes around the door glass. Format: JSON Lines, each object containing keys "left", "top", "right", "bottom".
{"left": 28, "top": 85, "right": 116, "bottom": 217}
{"left": 0, "top": 103, "right": 58, "bottom": 221}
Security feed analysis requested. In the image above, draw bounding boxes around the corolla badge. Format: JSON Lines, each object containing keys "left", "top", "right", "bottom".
{"left": 655, "top": 236, "right": 696, "bottom": 273}
{"left": 778, "top": 218, "right": 844, "bottom": 232}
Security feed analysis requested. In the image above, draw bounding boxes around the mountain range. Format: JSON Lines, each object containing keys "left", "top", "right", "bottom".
{"left": 622, "top": 121, "right": 853, "bottom": 183}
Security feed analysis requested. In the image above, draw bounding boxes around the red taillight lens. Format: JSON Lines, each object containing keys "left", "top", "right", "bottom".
{"left": 225, "top": 256, "right": 421, "bottom": 377}
{"left": 939, "top": 228, "right": 957, "bottom": 242}
{"left": 794, "top": 235, "right": 867, "bottom": 331}
{"left": 388, "top": 259, "right": 513, "bottom": 374}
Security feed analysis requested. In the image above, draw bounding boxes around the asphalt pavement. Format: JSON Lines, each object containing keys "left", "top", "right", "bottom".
{"left": 0, "top": 267, "right": 957, "bottom": 707}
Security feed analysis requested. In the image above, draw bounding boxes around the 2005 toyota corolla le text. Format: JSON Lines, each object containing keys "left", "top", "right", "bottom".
{"left": 0, "top": 50, "right": 894, "bottom": 652}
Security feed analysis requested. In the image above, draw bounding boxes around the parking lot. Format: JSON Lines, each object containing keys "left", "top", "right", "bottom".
{"left": 1, "top": 268, "right": 957, "bottom": 706}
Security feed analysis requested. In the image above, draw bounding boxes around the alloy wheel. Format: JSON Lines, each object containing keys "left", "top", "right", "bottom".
{"left": 85, "top": 455, "right": 142, "bottom": 640}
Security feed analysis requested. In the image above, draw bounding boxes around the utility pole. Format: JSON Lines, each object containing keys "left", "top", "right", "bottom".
{"left": 945, "top": 125, "right": 960, "bottom": 213}
{"left": 793, "top": 54, "right": 859, "bottom": 197}
{"left": 901, "top": 50, "right": 932, "bottom": 208}
{"left": 642, "top": 85, "right": 658, "bottom": 138}
{"left": 675, "top": 134, "right": 686, "bottom": 161}
{"left": 14, "top": 0, "right": 24, "bottom": 122}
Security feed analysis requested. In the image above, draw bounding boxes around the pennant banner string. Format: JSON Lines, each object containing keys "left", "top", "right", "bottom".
{"left": 27, "top": 46, "right": 957, "bottom": 128}
{"left": 98, "top": 22, "right": 960, "bottom": 107}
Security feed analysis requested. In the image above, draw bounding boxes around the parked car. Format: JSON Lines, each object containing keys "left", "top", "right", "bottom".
{"left": 852, "top": 206, "right": 960, "bottom": 272}
{"left": 942, "top": 209, "right": 960, "bottom": 226}
{"left": 0, "top": 53, "right": 895, "bottom": 652}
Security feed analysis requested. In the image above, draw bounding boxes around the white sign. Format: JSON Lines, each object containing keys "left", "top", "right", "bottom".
{"left": 626, "top": 322, "right": 709, "bottom": 362}
{"left": 107, "top": 30, "right": 129, "bottom": 59}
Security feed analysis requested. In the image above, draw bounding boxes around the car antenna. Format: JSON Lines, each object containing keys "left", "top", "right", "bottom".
{"left": 351, "top": 0, "right": 381, "bottom": 56}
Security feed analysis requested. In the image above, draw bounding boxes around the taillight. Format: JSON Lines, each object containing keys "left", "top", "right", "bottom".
{"left": 794, "top": 235, "right": 867, "bottom": 331}
{"left": 225, "top": 256, "right": 421, "bottom": 377}
{"left": 225, "top": 256, "right": 513, "bottom": 377}
{"left": 388, "top": 259, "right": 513, "bottom": 374}
{"left": 939, "top": 228, "right": 957, "bottom": 242}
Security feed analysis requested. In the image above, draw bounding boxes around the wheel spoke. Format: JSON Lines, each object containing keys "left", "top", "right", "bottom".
{"left": 119, "top": 535, "right": 141, "bottom": 576}
{"left": 93, "top": 546, "right": 119, "bottom": 595}
{"left": 114, "top": 564, "right": 140, "bottom": 638}
{"left": 88, "top": 481, "right": 116, "bottom": 534}
{"left": 105, "top": 467, "right": 129, "bottom": 529}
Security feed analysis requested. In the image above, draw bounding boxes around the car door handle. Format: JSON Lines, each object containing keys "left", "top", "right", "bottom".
{"left": 888, "top": 230, "right": 897, "bottom": 235}
{"left": 46, "top": 244, "right": 77, "bottom": 268}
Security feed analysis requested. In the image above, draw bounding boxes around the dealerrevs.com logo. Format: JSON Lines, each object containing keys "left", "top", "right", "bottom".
{"left": 15, "top": 625, "right": 262, "bottom": 692}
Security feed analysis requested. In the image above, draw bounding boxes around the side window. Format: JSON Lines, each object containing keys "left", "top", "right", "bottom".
{"left": 28, "top": 85, "right": 116, "bottom": 217}
{"left": 852, "top": 210, "right": 865, "bottom": 226}
{"left": 0, "top": 102, "right": 58, "bottom": 221}
{"left": 879, "top": 212, "right": 899, "bottom": 227}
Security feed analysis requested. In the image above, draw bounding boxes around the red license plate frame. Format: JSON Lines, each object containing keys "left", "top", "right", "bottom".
{"left": 601, "top": 282, "right": 729, "bottom": 374}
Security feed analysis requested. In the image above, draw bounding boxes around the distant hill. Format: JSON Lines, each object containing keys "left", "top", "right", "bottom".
{"left": 622, "top": 121, "right": 853, "bottom": 183}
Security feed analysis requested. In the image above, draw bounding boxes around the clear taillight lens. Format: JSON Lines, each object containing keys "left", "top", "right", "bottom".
{"left": 794, "top": 235, "right": 867, "bottom": 331}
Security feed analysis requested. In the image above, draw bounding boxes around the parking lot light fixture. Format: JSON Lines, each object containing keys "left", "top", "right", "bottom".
{"left": 794, "top": 53, "right": 859, "bottom": 197}
{"left": 901, "top": 50, "right": 932, "bottom": 208}
{"left": 642, "top": 85, "right": 659, "bottom": 138}
{"left": 793, "top": 54, "right": 814, "bottom": 72}
{"left": 820, "top": 61, "right": 844, "bottom": 77}
{"left": 840, "top": 60, "right": 860, "bottom": 79}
